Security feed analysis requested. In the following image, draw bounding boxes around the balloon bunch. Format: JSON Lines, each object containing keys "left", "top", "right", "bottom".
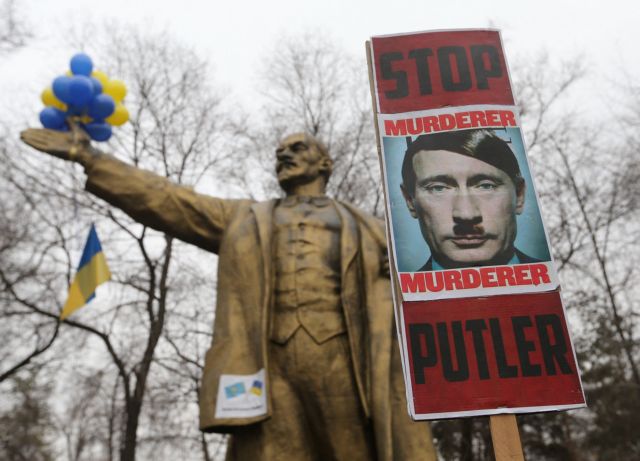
{"left": 39, "top": 53, "right": 129, "bottom": 142}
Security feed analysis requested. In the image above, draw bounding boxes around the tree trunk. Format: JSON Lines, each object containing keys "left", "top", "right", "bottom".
{"left": 120, "top": 399, "right": 142, "bottom": 461}
{"left": 460, "top": 418, "right": 474, "bottom": 461}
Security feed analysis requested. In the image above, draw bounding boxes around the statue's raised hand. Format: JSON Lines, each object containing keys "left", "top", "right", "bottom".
{"left": 20, "top": 120, "right": 93, "bottom": 164}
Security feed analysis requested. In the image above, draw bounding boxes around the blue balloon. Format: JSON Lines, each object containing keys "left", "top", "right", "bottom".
{"left": 88, "top": 94, "right": 115, "bottom": 120}
{"left": 65, "top": 105, "right": 84, "bottom": 116}
{"left": 70, "top": 53, "right": 93, "bottom": 76}
{"left": 39, "top": 107, "right": 66, "bottom": 130}
{"left": 67, "top": 76, "right": 93, "bottom": 107}
{"left": 83, "top": 122, "right": 112, "bottom": 142}
{"left": 90, "top": 77, "right": 103, "bottom": 95}
{"left": 52, "top": 76, "right": 72, "bottom": 104}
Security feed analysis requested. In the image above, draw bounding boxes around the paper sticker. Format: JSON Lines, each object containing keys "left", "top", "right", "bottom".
{"left": 215, "top": 369, "right": 267, "bottom": 419}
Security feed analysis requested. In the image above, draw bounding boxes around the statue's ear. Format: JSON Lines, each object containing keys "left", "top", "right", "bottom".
{"left": 320, "top": 156, "right": 333, "bottom": 178}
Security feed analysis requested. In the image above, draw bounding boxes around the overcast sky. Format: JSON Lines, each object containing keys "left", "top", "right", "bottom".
{"left": 2, "top": 0, "right": 638, "bottom": 125}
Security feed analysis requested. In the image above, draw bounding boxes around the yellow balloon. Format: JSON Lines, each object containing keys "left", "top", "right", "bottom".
{"left": 65, "top": 70, "right": 73, "bottom": 76}
{"left": 91, "top": 70, "right": 109, "bottom": 87}
{"left": 106, "top": 103, "right": 129, "bottom": 126}
{"left": 81, "top": 115, "right": 93, "bottom": 124}
{"left": 41, "top": 87, "right": 55, "bottom": 105}
{"left": 103, "top": 79, "right": 127, "bottom": 102}
{"left": 41, "top": 87, "right": 67, "bottom": 111}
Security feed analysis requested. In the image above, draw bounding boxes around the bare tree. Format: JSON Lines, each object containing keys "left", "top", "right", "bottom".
{"left": 0, "top": 368, "right": 56, "bottom": 461}
{"left": 0, "top": 0, "right": 31, "bottom": 54}
{"left": 4, "top": 22, "right": 640, "bottom": 460}
{"left": 233, "top": 32, "right": 384, "bottom": 215}
{"left": 1, "top": 24, "right": 235, "bottom": 461}
{"left": 0, "top": 0, "right": 57, "bottom": 385}
{"left": 514, "top": 52, "right": 640, "bottom": 459}
{"left": 0, "top": 136, "right": 62, "bottom": 384}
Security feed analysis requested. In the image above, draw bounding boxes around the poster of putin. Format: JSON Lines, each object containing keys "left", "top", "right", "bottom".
{"left": 368, "top": 30, "right": 585, "bottom": 420}
{"left": 370, "top": 29, "right": 558, "bottom": 302}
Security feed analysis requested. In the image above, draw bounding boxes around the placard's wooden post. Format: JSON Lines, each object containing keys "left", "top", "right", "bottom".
{"left": 490, "top": 415, "right": 525, "bottom": 461}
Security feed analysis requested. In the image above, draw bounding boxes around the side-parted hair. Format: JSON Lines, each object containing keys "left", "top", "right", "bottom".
{"left": 401, "top": 129, "right": 523, "bottom": 196}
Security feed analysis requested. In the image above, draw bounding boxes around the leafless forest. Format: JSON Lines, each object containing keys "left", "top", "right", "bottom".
{"left": 1, "top": 2, "right": 639, "bottom": 460}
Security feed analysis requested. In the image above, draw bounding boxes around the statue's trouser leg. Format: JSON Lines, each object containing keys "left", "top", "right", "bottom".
{"left": 225, "top": 328, "right": 375, "bottom": 461}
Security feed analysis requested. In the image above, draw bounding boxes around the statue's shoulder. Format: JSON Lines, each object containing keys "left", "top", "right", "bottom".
{"left": 336, "top": 200, "right": 386, "bottom": 245}
{"left": 232, "top": 198, "right": 276, "bottom": 222}
{"left": 337, "top": 200, "right": 382, "bottom": 225}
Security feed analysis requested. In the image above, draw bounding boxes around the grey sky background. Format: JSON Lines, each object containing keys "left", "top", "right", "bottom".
{"left": 1, "top": 0, "right": 638, "bottom": 128}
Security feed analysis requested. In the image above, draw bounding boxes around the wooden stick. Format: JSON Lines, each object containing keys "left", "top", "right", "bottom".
{"left": 490, "top": 414, "right": 525, "bottom": 460}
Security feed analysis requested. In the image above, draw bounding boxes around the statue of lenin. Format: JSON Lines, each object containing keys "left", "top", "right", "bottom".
{"left": 20, "top": 126, "right": 436, "bottom": 460}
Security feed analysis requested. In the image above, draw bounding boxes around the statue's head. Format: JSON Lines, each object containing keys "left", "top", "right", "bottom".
{"left": 275, "top": 133, "right": 333, "bottom": 193}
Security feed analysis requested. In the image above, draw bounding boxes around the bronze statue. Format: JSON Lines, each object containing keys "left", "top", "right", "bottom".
{"left": 21, "top": 125, "right": 436, "bottom": 460}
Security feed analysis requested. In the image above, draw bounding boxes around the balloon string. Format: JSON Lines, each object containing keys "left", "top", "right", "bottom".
{"left": 72, "top": 178, "right": 81, "bottom": 253}
{"left": 69, "top": 117, "right": 82, "bottom": 252}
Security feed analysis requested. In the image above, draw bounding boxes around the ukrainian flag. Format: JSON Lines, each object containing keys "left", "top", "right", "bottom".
{"left": 60, "top": 224, "right": 111, "bottom": 320}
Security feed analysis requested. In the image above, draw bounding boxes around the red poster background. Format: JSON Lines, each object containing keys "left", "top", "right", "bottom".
{"left": 371, "top": 30, "right": 514, "bottom": 113}
{"left": 402, "top": 291, "right": 585, "bottom": 416}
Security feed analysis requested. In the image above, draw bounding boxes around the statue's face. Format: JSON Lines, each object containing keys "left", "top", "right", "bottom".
{"left": 275, "top": 133, "right": 329, "bottom": 191}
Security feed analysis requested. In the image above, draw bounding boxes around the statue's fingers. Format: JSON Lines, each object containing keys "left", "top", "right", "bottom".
{"left": 20, "top": 129, "right": 69, "bottom": 159}
{"left": 32, "top": 129, "right": 72, "bottom": 144}
{"left": 20, "top": 128, "right": 43, "bottom": 140}
{"left": 21, "top": 129, "right": 54, "bottom": 145}
{"left": 21, "top": 135, "right": 49, "bottom": 151}
{"left": 21, "top": 128, "right": 61, "bottom": 142}
{"left": 20, "top": 129, "right": 48, "bottom": 147}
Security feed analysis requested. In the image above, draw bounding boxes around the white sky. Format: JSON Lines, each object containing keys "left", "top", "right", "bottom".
{"left": 2, "top": 0, "right": 639, "bottom": 125}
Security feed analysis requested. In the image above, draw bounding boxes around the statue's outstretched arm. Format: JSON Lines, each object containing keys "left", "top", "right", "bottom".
{"left": 20, "top": 125, "right": 249, "bottom": 254}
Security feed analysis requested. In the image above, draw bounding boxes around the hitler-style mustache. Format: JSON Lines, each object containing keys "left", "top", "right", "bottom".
{"left": 451, "top": 219, "right": 496, "bottom": 239}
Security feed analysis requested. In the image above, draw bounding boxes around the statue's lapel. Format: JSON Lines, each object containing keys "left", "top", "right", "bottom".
{"left": 334, "top": 201, "right": 358, "bottom": 278}
{"left": 251, "top": 199, "right": 276, "bottom": 302}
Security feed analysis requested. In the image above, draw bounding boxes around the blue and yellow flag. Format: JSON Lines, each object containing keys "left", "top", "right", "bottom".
{"left": 60, "top": 224, "right": 111, "bottom": 320}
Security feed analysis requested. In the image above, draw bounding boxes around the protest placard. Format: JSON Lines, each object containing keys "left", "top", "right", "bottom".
{"left": 367, "top": 29, "right": 585, "bottom": 422}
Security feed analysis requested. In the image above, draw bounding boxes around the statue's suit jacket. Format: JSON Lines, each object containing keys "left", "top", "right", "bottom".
{"left": 83, "top": 153, "right": 434, "bottom": 461}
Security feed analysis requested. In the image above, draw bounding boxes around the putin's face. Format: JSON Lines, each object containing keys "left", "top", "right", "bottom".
{"left": 402, "top": 149, "right": 525, "bottom": 269}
